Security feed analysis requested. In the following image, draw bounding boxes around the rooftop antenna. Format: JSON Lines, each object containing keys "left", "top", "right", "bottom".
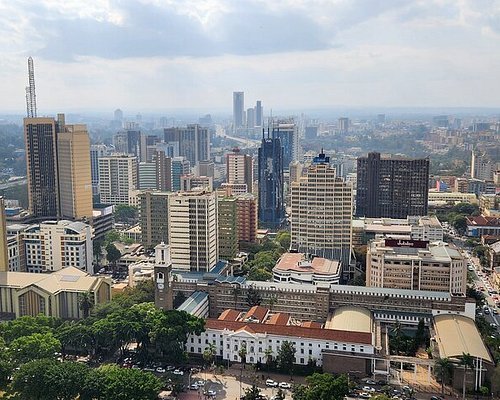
{"left": 26, "top": 57, "right": 37, "bottom": 118}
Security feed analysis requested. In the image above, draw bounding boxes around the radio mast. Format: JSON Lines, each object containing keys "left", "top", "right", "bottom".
{"left": 25, "top": 56, "right": 37, "bottom": 118}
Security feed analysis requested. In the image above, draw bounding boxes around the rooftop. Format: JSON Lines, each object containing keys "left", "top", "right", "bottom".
{"left": 467, "top": 215, "right": 500, "bottom": 227}
{"left": 177, "top": 291, "right": 208, "bottom": 314}
{"left": 273, "top": 253, "right": 340, "bottom": 276}
{"left": 433, "top": 314, "right": 492, "bottom": 363}
{"left": 325, "top": 306, "right": 374, "bottom": 334}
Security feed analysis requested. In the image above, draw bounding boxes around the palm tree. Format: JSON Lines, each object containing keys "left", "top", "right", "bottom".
{"left": 460, "top": 353, "right": 474, "bottom": 400}
{"left": 238, "top": 343, "right": 248, "bottom": 399}
{"left": 264, "top": 347, "right": 273, "bottom": 374}
{"left": 391, "top": 320, "right": 403, "bottom": 355}
{"left": 78, "top": 291, "right": 94, "bottom": 319}
{"left": 232, "top": 285, "right": 242, "bottom": 309}
{"left": 267, "top": 294, "right": 278, "bottom": 313}
{"left": 434, "top": 357, "right": 453, "bottom": 396}
{"left": 203, "top": 342, "right": 217, "bottom": 368}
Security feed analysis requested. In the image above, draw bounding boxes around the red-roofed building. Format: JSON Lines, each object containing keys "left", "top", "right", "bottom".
{"left": 218, "top": 309, "right": 241, "bottom": 322}
{"left": 242, "top": 305, "right": 268, "bottom": 323}
{"left": 466, "top": 216, "right": 500, "bottom": 238}
{"left": 187, "top": 307, "right": 376, "bottom": 372}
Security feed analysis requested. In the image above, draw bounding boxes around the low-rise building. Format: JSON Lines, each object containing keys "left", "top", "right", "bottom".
{"left": 367, "top": 239, "right": 466, "bottom": 295}
{"left": 428, "top": 191, "right": 478, "bottom": 206}
{"left": 466, "top": 215, "right": 500, "bottom": 238}
{"left": 272, "top": 252, "right": 341, "bottom": 285}
{"left": 489, "top": 241, "right": 500, "bottom": 271}
{"left": 0, "top": 266, "right": 111, "bottom": 319}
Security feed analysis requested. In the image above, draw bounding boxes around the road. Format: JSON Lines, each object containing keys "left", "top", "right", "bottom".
{"left": 215, "top": 125, "right": 260, "bottom": 149}
{"left": 0, "top": 178, "right": 27, "bottom": 190}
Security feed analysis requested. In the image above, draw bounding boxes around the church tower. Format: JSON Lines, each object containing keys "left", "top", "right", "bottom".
{"left": 154, "top": 242, "right": 173, "bottom": 310}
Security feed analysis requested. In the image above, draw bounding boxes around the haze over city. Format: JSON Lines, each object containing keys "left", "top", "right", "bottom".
{"left": 1, "top": 0, "right": 500, "bottom": 113}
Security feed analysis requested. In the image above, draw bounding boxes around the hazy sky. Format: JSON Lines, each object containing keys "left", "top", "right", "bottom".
{"left": 1, "top": 0, "right": 500, "bottom": 113}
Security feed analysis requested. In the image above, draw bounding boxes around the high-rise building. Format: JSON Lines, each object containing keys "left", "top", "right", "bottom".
{"left": 246, "top": 107, "right": 255, "bottom": 129}
{"left": 56, "top": 117, "right": 93, "bottom": 220}
{"left": 113, "top": 129, "right": 141, "bottom": 157}
{"left": 197, "top": 160, "right": 215, "bottom": 179}
{"left": 139, "top": 191, "right": 170, "bottom": 249}
{"left": 356, "top": 152, "right": 429, "bottom": 219}
{"left": 164, "top": 125, "right": 210, "bottom": 166}
{"left": 180, "top": 175, "right": 213, "bottom": 192}
{"left": 226, "top": 149, "right": 253, "bottom": 193}
{"left": 168, "top": 190, "right": 218, "bottom": 272}
{"left": 366, "top": 239, "right": 466, "bottom": 295}
{"left": 90, "top": 144, "right": 111, "bottom": 196}
{"left": 471, "top": 150, "right": 496, "bottom": 181}
{"left": 0, "top": 198, "right": 8, "bottom": 272}
{"left": 171, "top": 157, "right": 191, "bottom": 191}
{"left": 290, "top": 152, "right": 353, "bottom": 264}
{"left": 98, "top": 154, "right": 138, "bottom": 205}
{"left": 22, "top": 220, "right": 93, "bottom": 273}
{"left": 258, "top": 131, "right": 284, "bottom": 229}
{"left": 24, "top": 117, "right": 59, "bottom": 218}
{"left": 139, "top": 134, "right": 159, "bottom": 162}
{"left": 338, "top": 117, "right": 349, "bottom": 134}
{"left": 255, "top": 100, "right": 263, "bottom": 127}
{"left": 236, "top": 193, "right": 258, "bottom": 244}
{"left": 218, "top": 197, "right": 238, "bottom": 260}
{"left": 233, "top": 92, "right": 244, "bottom": 130}
{"left": 138, "top": 162, "right": 157, "bottom": 189}
{"left": 114, "top": 108, "right": 123, "bottom": 122}
{"left": 272, "top": 121, "right": 299, "bottom": 170}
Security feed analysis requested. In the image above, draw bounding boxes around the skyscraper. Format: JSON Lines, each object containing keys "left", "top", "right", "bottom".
{"left": 98, "top": 154, "right": 138, "bottom": 205}
{"left": 226, "top": 149, "right": 253, "bottom": 193}
{"left": 0, "top": 197, "right": 8, "bottom": 272}
{"left": 139, "top": 191, "right": 170, "bottom": 249}
{"left": 24, "top": 117, "right": 59, "bottom": 218}
{"left": 356, "top": 152, "right": 429, "bottom": 219}
{"left": 233, "top": 91, "right": 244, "bottom": 130}
{"left": 169, "top": 190, "right": 218, "bottom": 272}
{"left": 258, "top": 131, "right": 284, "bottom": 229}
{"left": 218, "top": 196, "right": 238, "bottom": 260}
{"left": 90, "top": 144, "right": 111, "bottom": 196}
{"left": 338, "top": 117, "right": 349, "bottom": 134}
{"left": 272, "top": 121, "right": 299, "bottom": 170}
{"left": 56, "top": 116, "right": 93, "bottom": 220}
{"left": 246, "top": 107, "right": 255, "bottom": 129}
{"left": 255, "top": 100, "right": 263, "bottom": 127}
{"left": 164, "top": 124, "right": 210, "bottom": 166}
{"left": 290, "top": 152, "right": 353, "bottom": 264}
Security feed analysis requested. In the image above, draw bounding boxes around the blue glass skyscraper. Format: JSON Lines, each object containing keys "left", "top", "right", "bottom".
{"left": 258, "top": 130, "right": 284, "bottom": 229}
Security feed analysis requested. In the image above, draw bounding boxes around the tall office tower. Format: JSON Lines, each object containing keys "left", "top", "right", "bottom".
{"left": 171, "top": 157, "right": 191, "bottom": 192}
{"left": 155, "top": 150, "right": 172, "bottom": 192}
{"left": 24, "top": 117, "right": 59, "bottom": 218}
{"left": 305, "top": 126, "right": 318, "bottom": 140}
{"left": 197, "top": 160, "right": 215, "bottom": 179}
{"left": 258, "top": 131, "right": 284, "bottom": 229}
{"left": 90, "top": 144, "right": 111, "bottom": 196}
{"left": 169, "top": 190, "right": 218, "bottom": 272}
{"left": 226, "top": 149, "right": 253, "bottom": 193}
{"left": 356, "top": 152, "right": 429, "bottom": 218}
{"left": 236, "top": 193, "right": 258, "bottom": 244}
{"left": 367, "top": 239, "right": 466, "bottom": 294}
{"left": 138, "top": 162, "right": 157, "bottom": 189}
{"left": 290, "top": 152, "right": 353, "bottom": 264}
{"left": 113, "top": 129, "right": 141, "bottom": 156}
{"left": 338, "top": 117, "right": 349, "bottom": 134}
{"left": 255, "top": 100, "right": 263, "bottom": 127}
{"left": 0, "top": 198, "right": 8, "bottom": 272}
{"left": 471, "top": 150, "right": 495, "bottom": 181}
{"left": 218, "top": 197, "right": 238, "bottom": 260}
{"left": 164, "top": 125, "right": 210, "bottom": 166}
{"left": 246, "top": 107, "right": 255, "bottom": 129}
{"left": 289, "top": 161, "right": 303, "bottom": 185}
{"left": 23, "top": 220, "right": 93, "bottom": 273}
{"left": 147, "top": 141, "right": 178, "bottom": 163}
{"left": 139, "top": 134, "right": 159, "bottom": 162}
{"left": 56, "top": 116, "right": 93, "bottom": 220}
{"left": 139, "top": 191, "right": 170, "bottom": 249}
{"left": 98, "top": 154, "right": 138, "bottom": 205}
{"left": 233, "top": 92, "right": 244, "bottom": 130}
{"left": 272, "top": 121, "right": 299, "bottom": 170}
{"left": 114, "top": 108, "right": 123, "bottom": 122}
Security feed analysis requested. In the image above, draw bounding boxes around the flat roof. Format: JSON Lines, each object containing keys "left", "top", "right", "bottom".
{"left": 326, "top": 306, "right": 373, "bottom": 333}
{"left": 273, "top": 253, "right": 340, "bottom": 275}
{"left": 433, "top": 314, "right": 492, "bottom": 363}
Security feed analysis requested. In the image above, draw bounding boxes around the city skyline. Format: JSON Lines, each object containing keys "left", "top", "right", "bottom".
{"left": 1, "top": 1, "right": 500, "bottom": 113}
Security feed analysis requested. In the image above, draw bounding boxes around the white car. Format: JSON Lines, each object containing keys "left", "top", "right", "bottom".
{"left": 155, "top": 367, "right": 166, "bottom": 373}
{"left": 279, "top": 382, "right": 291, "bottom": 389}
{"left": 173, "top": 369, "right": 184, "bottom": 375}
{"left": 266, "top": 379, "right": 278, "bottom": 387}
{"left": 363, "top": 386, "right": 376, "bottom": 392}
{"left": 189, "top": 383, "right": 199, "bottom": 390}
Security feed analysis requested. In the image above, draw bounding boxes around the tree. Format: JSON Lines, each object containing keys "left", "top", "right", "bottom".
{"left": 293, "top": 373, "right": 349, "bottom": 400}
{"left": 434, "top": 357, "right": 453, "bottom": 396}
{"left": 0, "top": 314, "right": 59, "bottom": 343}
{"left": 238, "top": 343, "right": 248, "bottom": 364}
{"left": 0, "top": 336, "right": 12, "bottom": 390}
{"left": 114, "top": 204, "right": 138, "bottom": 224}
{"left": 266, "top": 294, "right": 278, "bottom": 312}
{"left": 243, "top": 384, "right": 262, "bottom": 400}
{"left": 105, "top": 242, "right": 121, "bottom": 266}
{"left": 81, "top": 364, "right": 162, "bottom": 400}
{"left": 276, "top": 230, "right": 291, "bottom": 250}
{"left": 79, "top": 291, "right": 94, "bottom": 319}
{"left": 93, "top": 239, "right": 103, "bottom": 264}
{"left": 246, "top": 285, "right": 262, "bottom": 307}
{"left": 277, "top": 341, "right": 296, "bottom": 376}
{"left": 56, "top": 322, "right": 94, "bottom": 357}
{"left": 10, "top": 359, "right": 89, "bottom": 400}
{"left": 264, "top": 346, "right": 274, "bottom": 373}
{"left": 232, "top": 285, "right": 242, "bottom": 308}
{"left": 9, "top": 332, "right": 61, "bottom": 366}
{"left": 248, "top": 267, "right": 272, "bottom": 281}
{"left": 390, "top": 320, "right": 403, "bottom": 355}
{"left": 203, "top": 343, "right": 217, "bottom": 367}
{"left": 460, "top": 352, "right": 474, "bottom": 400}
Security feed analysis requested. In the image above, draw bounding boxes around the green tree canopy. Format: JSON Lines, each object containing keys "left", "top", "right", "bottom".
{"left": 9, "top": 332, "right": 61, "bottom": 366}
{"left": 105, "top": 243, "right": 121, "bottom": 265}
{"left": 292, "top": 373, "right": 348, "bottom": 400}
{"left": 277, "top": 340, "right": 296, "bottom": 375}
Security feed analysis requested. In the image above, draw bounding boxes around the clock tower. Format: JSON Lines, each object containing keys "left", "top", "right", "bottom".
{"left": 154, "top": 242, "right": 173, "bottom": 310}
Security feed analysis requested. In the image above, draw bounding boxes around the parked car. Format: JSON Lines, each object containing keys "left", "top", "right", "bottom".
{"left": 359, "top": 393, "right": 371, "bottom": 399}
{"left": 279, "top": 382, "right": 291, "bottom": 389}
{"left": 266, "top": 379, "right": 278, "bottom": 387}
{"left": 189, "top": 383, "right": 199, "bottom": 390}
{"left": 173, "top": 369, "right": 184, "bottom": 375}
{"left": 156, "top": 367, "right": 166, "bottom": 373}
{"left": 363, "top": 386, "right": 376, "bottom": 392}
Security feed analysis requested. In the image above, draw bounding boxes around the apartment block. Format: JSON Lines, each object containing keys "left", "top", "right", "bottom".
{"left": 218, "top": 197, "right": 238, "bottom": 260}
{"left": 139, "top": 191, "right": 171, "bottom": 249}
{"left": 98, "top": 154, "right": 138, "bottom": 205}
